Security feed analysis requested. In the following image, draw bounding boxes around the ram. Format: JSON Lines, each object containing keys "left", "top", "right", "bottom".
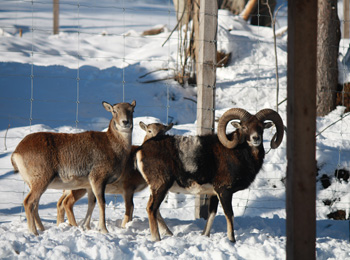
{"left": 57, "top": 121, "right": 174, "bottom": 232}
{"left": 136, "top": 108, "right": 284, "bottom": 242}
{"left": 11, "top": 100, "right": 136, "bottom": 235}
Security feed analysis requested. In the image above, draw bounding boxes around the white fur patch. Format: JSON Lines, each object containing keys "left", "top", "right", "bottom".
{"left": 12, "top": 153, "right": 31, "bottom": 186}
{"left": 169, "top": 182, "right": 216, "bottom": 195}
{"left": 136, "top": 151, "right": 148, "bottom": 184}
{"left": 175, "top": 136, "right": 201, "bottom": 173}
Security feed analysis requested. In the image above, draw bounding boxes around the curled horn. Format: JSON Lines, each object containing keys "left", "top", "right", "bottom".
{"left": 255, "top": 109, "right": 284, "bottom": 149}
{"left": 217, "top": 108, "right": 252, "bottom": 149}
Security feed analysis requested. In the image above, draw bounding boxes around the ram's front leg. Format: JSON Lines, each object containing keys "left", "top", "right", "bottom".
{"left": 217, "top": 190, "right": 235, "bottom": 243}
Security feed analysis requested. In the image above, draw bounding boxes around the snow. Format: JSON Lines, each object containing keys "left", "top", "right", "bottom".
{"left": 0, "top": 0, "right": 349, "bottom": 259}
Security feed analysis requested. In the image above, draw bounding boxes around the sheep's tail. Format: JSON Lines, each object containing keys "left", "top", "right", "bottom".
{"left": 11, "top": 153, "right": 19, "bottom": 173}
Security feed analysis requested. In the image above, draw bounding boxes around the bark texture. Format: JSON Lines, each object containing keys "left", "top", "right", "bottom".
{"left": 317, "top": 0, "right": 340, "bottom": 116}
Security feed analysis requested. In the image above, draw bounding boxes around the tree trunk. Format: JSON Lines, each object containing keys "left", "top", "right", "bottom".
{"left": 316, "top": 0, "right": 340, "bottom": 116}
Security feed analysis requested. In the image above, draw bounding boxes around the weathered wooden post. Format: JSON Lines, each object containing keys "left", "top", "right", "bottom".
{"left": 53, "top": 0, "right": 59, "bottom": 35}
{"left": 287, "top": 0, "right": 317, "bottom": 259}
{"left": 344, "top": 0, "right": 350, "bottom": 39}
{"left": 194, "top": 0, "right": 218, "bottom": 219}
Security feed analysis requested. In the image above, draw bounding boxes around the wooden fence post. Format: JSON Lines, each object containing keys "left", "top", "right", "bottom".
{"left": 287, "top": 0, "right": 317, "bottom": 259}
{"left": 53, "top": 0, "right": 59, "bottom": 35}
{"left": 194, "top": 0, "right": 218, "bottom": 219}
{"left": 344, "top": 0, "right": 350, "bottom": 39}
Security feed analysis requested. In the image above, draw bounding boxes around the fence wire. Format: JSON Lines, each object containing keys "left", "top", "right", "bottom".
{"left": 0, "top": 0, "right": 349, "bottom": 229}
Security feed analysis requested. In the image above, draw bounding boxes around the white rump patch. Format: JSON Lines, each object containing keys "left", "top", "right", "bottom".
{"left": 175, "top": 136, "right": 201, "bottom": 173}
{"left": 136, "top": 151, "right": 148, "bottom": 184}
{"left": 12, "top": 153, "right": 31, "bottom": 185}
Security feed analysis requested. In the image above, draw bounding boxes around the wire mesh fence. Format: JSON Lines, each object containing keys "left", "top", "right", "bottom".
{"left": 0, "top": 0, "right": 349, "bottom": 230}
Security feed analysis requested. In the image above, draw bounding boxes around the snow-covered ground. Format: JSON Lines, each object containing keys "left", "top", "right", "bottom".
{"left": 0, "top": 0, "right": 349, "bottom": 259}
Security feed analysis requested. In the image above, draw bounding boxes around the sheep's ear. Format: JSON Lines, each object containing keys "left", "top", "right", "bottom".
{"left": 102, "top": 101, "right": 113, "bottom": 112}
{"left": 131, "top": 100, "right": 136, "bottom": 108}
{"left": 264, "top": 122, "right": 274, "bottom": 129}
{"left": 165, "top": 123, "right": 174, "bottom": 132}
{"left": 231, "top": 122, "right": 241, "bottom": 129}
{"left": 139, "top": 121, "right": 147, "bottom": 131}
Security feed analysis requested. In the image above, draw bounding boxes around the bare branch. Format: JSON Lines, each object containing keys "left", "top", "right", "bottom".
{"left": 263, "top": 0, "right": 281, "bottom": 112}
{"left": 162, "top": 1, "right": 188, "bottom": 47}
{"left": 139, "top": 77, "right": 176, "bottom": 84}
{"left": 139, "top": 68, "right": 173, "bottom": 79}
{"left": 316, "top": 112, "right": 350, "bottom": 137}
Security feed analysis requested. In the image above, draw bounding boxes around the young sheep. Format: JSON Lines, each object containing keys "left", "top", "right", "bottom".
{"left": 136, "top": 108, "right": 284, "bottom": 242}
{"left": 56, "top": 121, "right": 174, "bottom": 230}
{"left": 11, "top": 100, "right": 136, "bottom": 235}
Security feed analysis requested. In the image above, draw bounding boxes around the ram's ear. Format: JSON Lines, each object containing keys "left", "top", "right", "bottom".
{"left": 139, "top": 121, "right": 147, "bottom": 131}
{"left": 102, "top": 101, "right": 113, "bottom": 112}
{"left": 264, "top": 122, "right": 274, "bottom": 129}
{"left": 131, "top": 100, "right": 136, "bottom": 108}
{"left": 231, "top": 122, "right": 241, "bottom": 129}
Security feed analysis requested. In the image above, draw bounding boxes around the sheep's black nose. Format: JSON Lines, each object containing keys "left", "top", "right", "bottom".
{"left": 122, "top": 120, "right": 129, "bottom": 126}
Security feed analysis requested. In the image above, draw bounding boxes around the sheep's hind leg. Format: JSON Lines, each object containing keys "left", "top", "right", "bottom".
{"left": 24, "top": 183, "right": 48, "bottom": 235}
{"left": 34, "top": 204, "right": 45, "bottom": 231}
{"left": 147, "top": 187, "right": 169, "bottom": 241}
{"left": 64, "top": 189, "right": 87, "bottom": 227}
{"left": 82, "top": 189, "right": 96, "bottom": 230}
{"left": 157, "top": 210, "right": 173, "bottom": 236}
{"left": 57, "top": 192, "right": 68, "bottom": 225}
{"left": 202, "top": 195, "right": 219, "bottom": 237}
{"left": 23, "top": 191, "right": 38, "bottom": 235}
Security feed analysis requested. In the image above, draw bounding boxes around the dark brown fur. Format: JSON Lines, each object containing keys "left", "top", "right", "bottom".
{"left": 136, "top": 112, "right": 283, "bottom": 243}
